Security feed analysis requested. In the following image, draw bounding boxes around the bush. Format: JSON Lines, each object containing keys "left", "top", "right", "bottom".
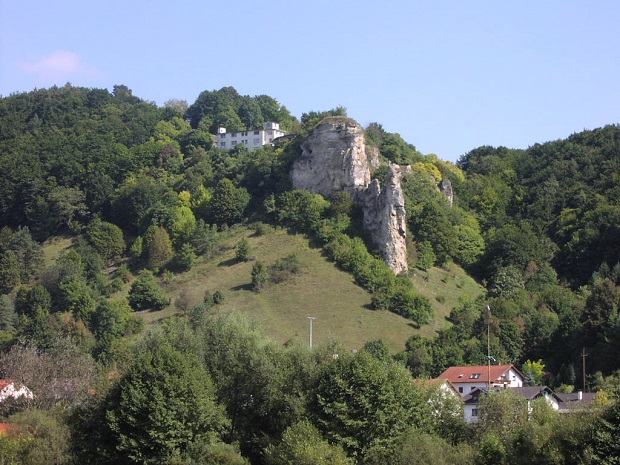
{"left": 269, "top": 254, "right": 301, "bottom": 284}
{"left": 251, "top": 262, "right": 269, "bottom": 292}
{"left": 235, "top": 239, "right": 251, "bottom": 262}
{"left": 128, "top": 271, "right": 169, "bottom": 311}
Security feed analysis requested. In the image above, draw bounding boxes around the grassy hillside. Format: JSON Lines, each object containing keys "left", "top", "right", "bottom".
{"left": 43, "top": 227, "right": 484, "bottom": 353}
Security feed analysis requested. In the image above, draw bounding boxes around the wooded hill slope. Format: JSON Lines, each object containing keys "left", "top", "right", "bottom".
{"left": 0, "top": 84, "right": 619, "bottom": 385}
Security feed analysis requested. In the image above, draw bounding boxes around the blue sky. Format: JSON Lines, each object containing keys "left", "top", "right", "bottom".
{"left": 1, "top": 1, "right": 618, "bottom": 162}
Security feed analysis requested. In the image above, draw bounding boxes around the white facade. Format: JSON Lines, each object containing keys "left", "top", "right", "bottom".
{"left": 0, "top": 380, "right": 34, "bottom": 401}
{"left": 216, "top": 122, "right": 285, "bottom": 151}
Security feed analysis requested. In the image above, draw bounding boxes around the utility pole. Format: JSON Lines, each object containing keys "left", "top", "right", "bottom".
{"left": 307, "top": 316, "right": 316, "bottom": 349}
{"left": 487, "top": 306, "right": 492, "bottom": 391}
{"left": 582, "top": 348, "right": 588, "bottom": 392}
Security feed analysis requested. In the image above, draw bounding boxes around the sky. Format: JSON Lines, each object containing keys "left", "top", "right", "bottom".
{"left": 1, "top": 0, "right": 619, "bottom": 162}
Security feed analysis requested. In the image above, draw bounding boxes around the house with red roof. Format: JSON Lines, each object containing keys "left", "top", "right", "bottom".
{"left": 438, "top": 364, "right": 524, "bottom": 396}
{"left": 0, "top": 379, "right": 34, "bottom": 402}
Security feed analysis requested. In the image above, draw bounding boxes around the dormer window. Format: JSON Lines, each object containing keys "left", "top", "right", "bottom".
{"left": 470, "top": 373, "right": 482, "bottom": 379}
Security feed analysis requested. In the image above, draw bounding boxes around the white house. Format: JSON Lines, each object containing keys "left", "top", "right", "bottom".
{"left": 438, "top": 364, "right": 524, "bottom": 396}
{"left": 216, "top": 122, "right": 285, "bottom": 151}
{"left": 0, "top": 379, "right": 33, "bottom": 402}
{"left": 463, "top": 386, "right": 563, "bottom": 423}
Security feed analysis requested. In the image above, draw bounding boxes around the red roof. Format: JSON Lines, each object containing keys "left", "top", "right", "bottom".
{"left": 438, "top": 365, "right": 522, "bottom": 384}
{"left": 0, "top": 379, "right": 14, "bottom": 390}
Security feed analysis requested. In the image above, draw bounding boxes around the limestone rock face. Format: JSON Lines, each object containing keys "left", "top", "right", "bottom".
{"left": 362, "top": 164, "right": 408, "bottom": 275}
{"left": 291, "top": 118, "right": 408, "bottom": 274}
{"left": 291, "top": 118, "right": 371, "bottom": 197}
{"left": 440, "top": 178, "right": 454, "bottom": 207}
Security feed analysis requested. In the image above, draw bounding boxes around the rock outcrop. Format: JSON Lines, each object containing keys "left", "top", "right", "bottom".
{"left": 291, "top": 117, "right": 371, "bottom": 197}
{"left": 362, "top": 164, "right": 408, "bottom": 275}
{"left": 291, "top": 117, "right": 408, "bottom": 274}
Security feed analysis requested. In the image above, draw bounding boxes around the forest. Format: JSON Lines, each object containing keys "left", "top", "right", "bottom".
{"left": 0, "top": 84, "right": 619, "bottom": 464}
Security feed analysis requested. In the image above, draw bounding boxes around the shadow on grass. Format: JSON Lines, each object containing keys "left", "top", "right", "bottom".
{"left": 231, "top": 283, "right": 253, "bottom": 291}
{"left": 219, "top": 258, "right": 239, "bottom": 267}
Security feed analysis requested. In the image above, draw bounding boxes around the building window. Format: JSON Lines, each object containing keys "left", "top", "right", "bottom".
{"left": 242, "top": 131, "right": 248, "bottom": 136}
{"left": 254, "top": 130, "right": 260, "bottom": 135}
{"left": 458, "top": 387, "right": 463, "bottom": 393}
{"left": 231, "top": 132, "right": 237, "bottom": 137}
{"left": 470, "top": 373, "right": 482, "bottom": 379}
{"left": 471, "top": 386, "right": 476, "bottom": 392}
{"left": 472, "top": 409, "right": 479, "bottom": 417}
{"left": 253, "top": 138, "right": 260, "bottom": 144}
{"left": 220, "top": 142, "right": 226, "bottom": 147}
{"left": 231, "top": 141, "right": 237, "bottom": 146}
{"left": 220, "top": 133, "right": 226, "bottom": 138}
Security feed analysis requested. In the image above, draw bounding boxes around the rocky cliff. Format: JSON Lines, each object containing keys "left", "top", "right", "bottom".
{"left": 291, "top": 117, "right": 371, "bottom": 197}
{"left": 291, "top": 117, "right": 408, "bottom": 274}
{"left": 361, "top": 164, "right": 409, "bottom": 275}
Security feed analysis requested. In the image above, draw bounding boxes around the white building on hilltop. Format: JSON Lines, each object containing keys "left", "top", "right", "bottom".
{"left": 216, "top": 122, "right": 285, "bottom": 151}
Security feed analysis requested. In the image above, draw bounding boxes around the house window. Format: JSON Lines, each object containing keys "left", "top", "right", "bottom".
{"left": 242, "top": 132, "right": 248, "bottom": 136}
{"left": 254, "top": 130, "right": 260, "bottom": 135}
{"left": 458, "top": 387, "right": 463, "bottom": 393}
{"left": 231, "top": 132, "right": 237, "bottom": 137}
{"left": 471, "top": 387, "right": 476, "bottom": 392}
{"left": 231, "top": 141, "right": 237, "bottom": 146}
{"left": 470, "top": 373, "right": 482, "bottom": 379}
{"left": 220, "top": 142, "right": 226, "bottom": 147}
{"left": 472, "top": 409, "right": 479, "bottom": 417}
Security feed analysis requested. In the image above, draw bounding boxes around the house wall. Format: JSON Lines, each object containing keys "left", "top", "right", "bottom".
{"left": 452, "top": 368, "right": 523, "bottom": 396}
{"left": 0, "top": 383, "right": 33, "bottom": 401}
{"left": 464, "top": 404, "right": 480, "bottom": 423}
{"left": 217, "top": 122, "right": 285, "bottom": 151}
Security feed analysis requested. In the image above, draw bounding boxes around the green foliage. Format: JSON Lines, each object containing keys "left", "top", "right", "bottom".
{"left": 86, "top": 218, "right": 126, "bottom": 261}
{"left": 208, "top": 178, "right": 250, "bottom": 226}
{"left": 251, "top": 261, "right": 269, "bottom": 292}
{"left": 271, "top": 190, "right": 330, "bottom": 233}
{"left": 0, "top": 249, "right": 21, "bottom": 293}
{"left": 364, "top": 428, "right": 474, "bottom": 465}
{"left": 522, "top": 359, "right": 545, "bottom": 386}
{"left": 128, "top": 270, "right": 169, "bottom": 311}
{"left": 191, "top": 220, "right": 220, "bottom": 256}
{"left": 268, "top": 253, "right": 302, "bottom": 284}
{"left": 106, "top": 341, "right": 228, "bottom": 464}
{"left": 184, "top": 441, "right": 249, "bottom": 465}
{"left": 147, "top": 226, "right": 174, "bottom": 271}
{"left": 235, "top": 238, "right": 251, "bottom": 262}
{"left": 4, "top": 409, "right": 73, "bottom": 465}
{"left": 186, "top": 86, "right": 296, "bottom": 133}
{"left": 0, "top": 294, "right": 17, "bottom": 333}
{"left": 363, "top": 339, "right": 391, "bottom": 362}
{"left": 174, "top": 242, "right": 197, "bottom": 271}
{"left": 264, "top": 420, "right": 352, "bottom": 465}
{"left": 364, "top": 122, "right": 424, "bottom": 165}
{"left": 312, "top": 350, "right": 432, "bottom": 459}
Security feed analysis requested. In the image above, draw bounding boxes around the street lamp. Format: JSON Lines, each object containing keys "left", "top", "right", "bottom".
{"left": 307, "top": 316, "right": 316, "bottom": 348}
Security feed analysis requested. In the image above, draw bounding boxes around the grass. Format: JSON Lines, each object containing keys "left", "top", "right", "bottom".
{"left": 138, "top": 226, "right": 485, "bottom": 353}
{"left": 409, "top": 263, "right": 485, "bottom": 337}
{"left": 40, "top": 228, "right": 484, "bottom": 354}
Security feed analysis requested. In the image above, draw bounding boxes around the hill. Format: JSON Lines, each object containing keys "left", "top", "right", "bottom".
{"left": 45, "top": 226, "right": 481, "bottom": 354}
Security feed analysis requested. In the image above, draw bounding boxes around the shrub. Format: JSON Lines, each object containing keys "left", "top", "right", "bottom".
{"left": 128, "top": 271, "right": 169, "bottom": 311}
{"left": 269, "top": 254, "right": 301, "bottom": 284}
{"left": 235, "top": 239, "right": 251, "bottom": 262}
{"left": 251, "top": 262, "right": 269, "bottom": 292}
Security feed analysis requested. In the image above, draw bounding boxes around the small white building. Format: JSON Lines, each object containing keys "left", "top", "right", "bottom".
{"left": 0, "top": 379, "right": 33, "bottom": 402}
{"left": 216, "top": 122, "right": 285, "bottom": 151}
{"left": 463, "top": 386, "right": 563, "bottom": 423}
{"left": 438, "top": 364, "right": 524, "bottom": 396}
